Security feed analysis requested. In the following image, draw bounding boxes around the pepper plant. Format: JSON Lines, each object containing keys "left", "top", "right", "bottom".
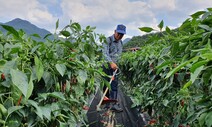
{"left": 0, "top": 20, "right": 106, "bottom": 127}
{"left": 119, "top": 8, "right": 212, "bottom": 127}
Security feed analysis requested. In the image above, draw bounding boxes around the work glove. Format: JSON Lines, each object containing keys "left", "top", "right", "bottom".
{"left": 110, "top": 62, "right": 118, "bottom": 70}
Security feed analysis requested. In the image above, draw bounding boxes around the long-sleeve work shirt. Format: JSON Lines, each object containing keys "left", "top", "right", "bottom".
{"left": 102, "top": 35, "right": 123, "bottom": 64}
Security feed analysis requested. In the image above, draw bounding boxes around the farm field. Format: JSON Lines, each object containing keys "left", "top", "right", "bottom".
{"left": 0, "top": 8, "right": 212, "bottom": 127}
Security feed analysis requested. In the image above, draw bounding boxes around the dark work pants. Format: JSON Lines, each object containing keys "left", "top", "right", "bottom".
{"left": 102, "top": 64, "right": 118, "bottom": 100}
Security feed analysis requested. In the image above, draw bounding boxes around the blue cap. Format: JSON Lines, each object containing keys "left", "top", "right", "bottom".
{"left": 116, "top": 24, "right": 126, "bottom": 34}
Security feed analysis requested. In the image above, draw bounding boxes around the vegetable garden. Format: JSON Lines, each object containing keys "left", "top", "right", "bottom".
{"left": 119, "top": 8, "right": 212, "bottom": 127}
{"left": 0, "top": 21, "right": 107, "bottom": 127}
{"left": 0, "top": 8, "right": 211, "bottom": 127}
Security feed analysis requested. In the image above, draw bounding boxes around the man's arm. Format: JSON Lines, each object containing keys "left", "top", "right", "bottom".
{"left": 102, "top": 38, "right": 118, "bottom": 70}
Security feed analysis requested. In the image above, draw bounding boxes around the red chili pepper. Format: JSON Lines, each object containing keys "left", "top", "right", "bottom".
{"left": 62, "top": 83, "right": 66, "bottom": 92}
{"left": 85, "top": 89, "right": 91, "bottom": 95}
{"left": 174, "top": 73, "right": 179, "bottom": 78}
{"left": 1, "top": 73, "right": 5, "bottom": 80}
{"left": 149, "top": 64, "right": 154, "bottom": 69}
{"left": 17, "top": 95, "right": 22, "bottom": 106}
{"left": 149, "top": 119, "right": 157, "bottom": 125}
{"left": 180, "top": 100, "right": 184, "bottom": 107}
{"left": 178, "top": 124, "right": 184, "bottom": 127}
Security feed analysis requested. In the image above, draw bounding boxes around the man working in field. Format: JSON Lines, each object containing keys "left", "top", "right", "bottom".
{"left": 102, "top": 24, "right": 126, "bottom": 112}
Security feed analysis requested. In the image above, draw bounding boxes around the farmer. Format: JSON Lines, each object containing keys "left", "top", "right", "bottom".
{"left": 102, "top": 24, "right": 126, "bottom": 112}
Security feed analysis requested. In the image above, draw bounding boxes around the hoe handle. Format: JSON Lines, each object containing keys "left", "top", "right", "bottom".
{"left": 96, "top": 69, "right": 118, "bottom": 111}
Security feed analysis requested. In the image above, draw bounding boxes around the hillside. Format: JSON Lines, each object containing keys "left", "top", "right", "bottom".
{"left": 123, "top": 38, "right": 131, "bottom": 44}
{"left": 123, "top": 28, "right": 178, "bottom": 48}
{"left": 0, "top": 18, "right": 53, "bottom": 41}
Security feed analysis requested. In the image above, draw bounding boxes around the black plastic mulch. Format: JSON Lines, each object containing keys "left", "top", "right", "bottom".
{"left": 86, "top": 86, "right": 146, "bottom": 127}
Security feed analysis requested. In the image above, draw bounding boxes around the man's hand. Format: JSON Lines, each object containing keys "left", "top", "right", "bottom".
{"left": 110, "top": 62, "right": 118, "bottom": 70}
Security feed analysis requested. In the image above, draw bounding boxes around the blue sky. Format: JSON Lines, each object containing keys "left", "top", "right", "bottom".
{"left": 0, "top": 0, "right": 212, "bottom": 39}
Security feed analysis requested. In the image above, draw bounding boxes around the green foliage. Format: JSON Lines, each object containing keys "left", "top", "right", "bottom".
{"left": 0, "top": 21, "right": 106, "bottom": 126}
{"left": 119, "top": 9, "right": 212, "bottom": 127}
{"left": 139, "top": 27, "right": 154, "bottom": 33}
{"left": 157, "top": 20, "right": 164, "bottom": 31}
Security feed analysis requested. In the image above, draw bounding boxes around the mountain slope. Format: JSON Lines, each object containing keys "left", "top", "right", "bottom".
{"left": 0, "top": 18, "right": 53, "bottom": 41}
{"left": 123, "top": 38, "right": 131, "bottom": 45}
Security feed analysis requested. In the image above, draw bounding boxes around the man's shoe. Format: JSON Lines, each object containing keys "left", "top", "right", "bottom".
{"left": 110, "top": 104, "right": 123, "bottom": 112}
